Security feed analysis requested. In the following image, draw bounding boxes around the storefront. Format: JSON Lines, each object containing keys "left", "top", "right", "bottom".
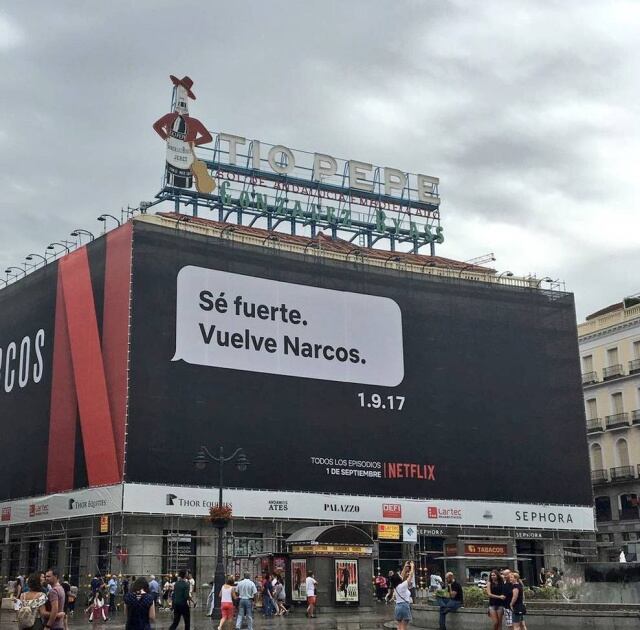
{"left": 286, "top": 525, "right": 374, "bottom": 610}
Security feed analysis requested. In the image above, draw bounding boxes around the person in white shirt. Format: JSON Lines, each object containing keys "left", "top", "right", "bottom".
{"left": 187, "top": 572, "right": 196, "bottom": 607}
{"left": 305, "top": 572, "right": 318, "bottom": 618}
{"left": 394, "top": 561, "right": 415, "bottom": 630}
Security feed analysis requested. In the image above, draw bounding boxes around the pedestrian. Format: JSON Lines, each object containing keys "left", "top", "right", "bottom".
{"left": 386, "top": 570, "right": 402, "bottom": 603}
{"left": 122, "top": 577, "right": 130, "bottom": 597}
{"left": 88, "top": 589, "right": 108, "bottom": 622}
{"left": 274, "top": 576, "right": 288, "bottom": 616}
{"left": 501, "top": 569, "right": 514, "bottom": 629}
{"left": 186, "top": 572, "right": 196, "bottom": 608}
{"left": 537, "top": 567, "right": 546, "bottom": 587}
{"left": 147, "top": 576, "right": 159, "bottom": 607}
{"left": 44, "top": 569, "right": 66, "bottom": 630}
{"left": 206, "top": 582, "right": 215, "bottom": 618}
{"left": 437, "top": 571, "right": 463, "bottom": 630}
{"left": 485, "top": 569, "right": 505, "bottom": 630}
{"left": 168, "top": 570, "right": 191, "bottom": 630}
{"left": 124, "top": 577, "right": 155, "bottom": 630}
{"left": 392, "top": 561, "right": 415, "bottom": 630}
{"left": 218, "top": 577, "right": 236, "bottom": 630}
{"left": 235, "top": 573, "right": 257, "bottom": 630}
{"left": 305, "top": 571, "right": 318, "bottom": 618}
{"left": 162, "top": 578, "right": 172, "bottom": 610}
{"left": 107, "top": 575, "right": 118, "bottom": 617}
{"left": 17, "top": 573, "right": 47, "bottom": 630}
{"left": 67, "top": 586, "right": 78, "bottom": 616}
{"left": 90, "top": 575, "right": 102, "bottom": 597}
{"left": 261, "top": 574, "right": 275, "bottom": 618}
{"left": 375, "top": 573, "right": 387, "bottom": 601}
{"left": 509, "top": 572, "right": 527, "bottom": 630}
{"left": 12, "top": 576, "right": 24, "bottom": 619}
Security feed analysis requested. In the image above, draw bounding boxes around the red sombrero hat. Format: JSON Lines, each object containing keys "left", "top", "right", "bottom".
{"left": 170, "top": 75, "right": 196, "bottom": 100}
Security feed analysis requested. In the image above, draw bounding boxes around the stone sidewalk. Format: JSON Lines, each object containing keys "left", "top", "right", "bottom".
{"left": 0, "top": 606, "right": 392, "bottom": 630}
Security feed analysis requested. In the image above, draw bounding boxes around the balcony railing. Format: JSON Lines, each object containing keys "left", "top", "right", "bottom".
{"left": 632, "top": 410, "right": 640, "bottom": 425}
{"left": 610, "top": 465, "right": 635, "bottom": 481}
{"left": 630, "top": 358, "right": 640, "bottom": 375}
{"left": 582, "top": 371, "right": 598, "bottom": 385}
{"left": 603, "top": 364, "right": 624, "bottom": 380}
{"left": 591, "top": 469, "right": 609, "bottom": 483}
{"left": 587, "top": 417, "right": 604, "bottom": 433}
{"left": 606, "top": 412, "right": 630, "bottom": 429}
{"left": 619, "top": 507, "right": 640, "bottom": 521}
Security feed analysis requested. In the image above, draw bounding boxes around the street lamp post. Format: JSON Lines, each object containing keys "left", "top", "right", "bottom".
{"left": 71, "top": 229, "right": 95, "bottom": 242}
{"left": 194, "top": 446, "right": 249, "bottom": 616}
{"left": 5, "top": 265, "right": 26, "bottom": 279}
{"left": 97, "top": 214, "right": 122, "bottom": 229}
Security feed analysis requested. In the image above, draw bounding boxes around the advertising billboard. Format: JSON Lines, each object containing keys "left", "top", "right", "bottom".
{"left": 125, "top": 219, "right": 592, "bottom": 509}
{"left": 0, "top": 226, "right": 131, "bottom": 501}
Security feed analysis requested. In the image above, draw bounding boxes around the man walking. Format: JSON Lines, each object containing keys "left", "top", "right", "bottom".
{"left": 44, "top": 569, "right": 65, "bottom": 630}
{"left": 107, "top": 575, "right": 118, "bottom": 617}
{"left": 235, "top": 572, "right": 257, "bottom": 630}
{"left": 169, "top": 570, "right": 191, "bottom": 630}
{"left": 148, "top": 575, "right": 160, "bottom": 606}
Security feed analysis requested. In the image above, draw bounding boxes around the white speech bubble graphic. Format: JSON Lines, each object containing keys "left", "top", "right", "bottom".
{"left": 173, "top": 266, "right": 404, "bottom": 386}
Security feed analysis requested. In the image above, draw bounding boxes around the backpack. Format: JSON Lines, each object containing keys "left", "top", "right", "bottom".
{"left": 17, "top": 603, "right": 36, "bottom": 629}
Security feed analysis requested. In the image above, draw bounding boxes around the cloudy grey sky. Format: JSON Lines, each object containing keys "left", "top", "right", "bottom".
{"left": 1, "top": 1, "right": 638, "bottom": 320}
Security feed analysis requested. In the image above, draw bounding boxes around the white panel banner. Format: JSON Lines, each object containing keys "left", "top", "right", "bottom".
{"left": 172, "top": 266, "right": 404, "bottom": 386}
{"left": 0, "top": 485, "right": 123, "bottom": 526}
{"left": 122, "top": 484, "right": 595, "bottom": 532}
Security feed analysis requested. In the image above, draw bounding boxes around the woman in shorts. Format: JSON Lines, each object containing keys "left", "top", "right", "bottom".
{"left": 509, "top": 572, "right": 527, "bottom": 630}
{"left": 218, "top": 577, "right": 236, "bottom": 630}
{"left": 393, "top": 561, "right": 415, "bottom": 630}
{"left": 485, "top": 570, "right": 505, "bottom": 630}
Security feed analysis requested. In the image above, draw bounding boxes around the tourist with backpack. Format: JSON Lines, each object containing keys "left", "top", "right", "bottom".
{"left": 17, "top": 573, "right": 47, "bottom": 630}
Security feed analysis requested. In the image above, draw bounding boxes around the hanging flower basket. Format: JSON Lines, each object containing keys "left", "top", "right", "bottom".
{"left": 208, "top": 503, "right": 232, "bottom": 525}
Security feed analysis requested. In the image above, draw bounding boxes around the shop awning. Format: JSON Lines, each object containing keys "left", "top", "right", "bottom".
{"left": 286, "top": 524, "right": 373, "bottom": 546}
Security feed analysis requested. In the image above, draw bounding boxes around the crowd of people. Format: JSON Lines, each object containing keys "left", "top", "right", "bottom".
{"left": 204, "top": 569, "right": 318, "bottom": 629}
{"left": 378, "top": 562, "right": 530, "bottom": 630}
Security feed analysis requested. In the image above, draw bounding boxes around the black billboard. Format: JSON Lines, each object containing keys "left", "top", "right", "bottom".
{"left": 126, "top": 220, "right": 592, "bottom": 506}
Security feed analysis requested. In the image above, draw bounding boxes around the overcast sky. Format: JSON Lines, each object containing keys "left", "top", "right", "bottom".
{"left": 1, "top": 1, "right": 638, "bottom": 320}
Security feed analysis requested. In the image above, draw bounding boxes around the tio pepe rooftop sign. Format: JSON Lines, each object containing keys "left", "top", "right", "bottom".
{"left": 153, "top": 75, "right": 443, "bottom": 251}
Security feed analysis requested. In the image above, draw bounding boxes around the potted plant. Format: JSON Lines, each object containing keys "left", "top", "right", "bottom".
{"left": 207, "top": 503, "right": 232, "bottom": 526}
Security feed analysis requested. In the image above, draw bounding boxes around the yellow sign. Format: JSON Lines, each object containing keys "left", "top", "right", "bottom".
{"left": 291, "top": 545, "right": 371, "bottom": 556}
{"left": 99, "top": 516, "right": 109, "bottom": 534}
{"left": 378, "top": 524, "right": 400, "bottom": 540}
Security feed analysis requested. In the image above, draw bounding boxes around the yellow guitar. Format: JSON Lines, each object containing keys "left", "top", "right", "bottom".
{"left": 190, "top": 145, "right": 216, "bottom": 194}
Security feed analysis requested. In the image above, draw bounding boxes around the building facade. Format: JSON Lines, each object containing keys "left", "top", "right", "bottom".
{"left": 579, "top": 297, "right": 640, "bottom": 561}
{"left": 0, "top": 214, "right": 595, "bottom": 597}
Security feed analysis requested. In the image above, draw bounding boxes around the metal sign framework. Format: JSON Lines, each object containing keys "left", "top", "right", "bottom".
{"left": 155, "top": 134, "right": 443, "bottom": 255}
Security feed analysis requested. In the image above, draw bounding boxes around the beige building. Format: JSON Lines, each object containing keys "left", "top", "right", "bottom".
{"left": 578, "top": 296, "right": 640, "bottom": 561}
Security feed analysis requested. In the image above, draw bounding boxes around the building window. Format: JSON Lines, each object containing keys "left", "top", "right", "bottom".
{"left": 595, "top": 496, "right": 612, "bottom": 522}
{"left": 583, "top": 355, "right": 594, "bottom": 373}
{"left": 611, "top": 392, "right": 624, "bottom": 415}
{"left": 587, "top": 398, "right": 598, "bottom": 420}
{"left": 590, "top": 443, "right": 604, "bottom": 470}
{"left": 623, "top": 543, "right": 640, "bottom": 562}
{"left": 615, "top": 438, "right": 630, "bottom": 468}
{"left": 619, "top": 494, "right": 639, "bottom": 521}
{"left": 597, "top": 533, "right": 611, "bottom": 542}
{"left": 633, "top": 341, "right": 640, "bottom": 359}
{"left": 607, "top": 347, "right": 619, "bottom": 366}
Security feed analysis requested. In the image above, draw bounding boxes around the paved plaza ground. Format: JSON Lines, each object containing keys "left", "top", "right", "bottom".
{"left": 0, "top": 607, "right": 392, "bottom": 630}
